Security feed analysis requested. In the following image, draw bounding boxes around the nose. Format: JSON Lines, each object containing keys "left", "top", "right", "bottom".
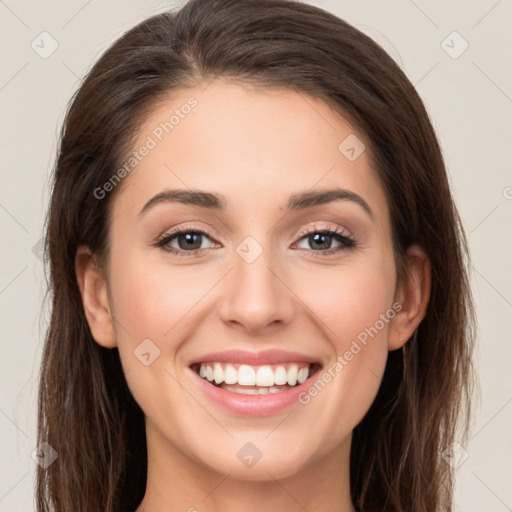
{"left": 218, "top": 239, "right": 295, "bottom": 334}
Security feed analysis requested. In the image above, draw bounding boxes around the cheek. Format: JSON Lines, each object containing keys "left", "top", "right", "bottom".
{"left": 290, "top": 258, "right": 395, "bottom": 434}
{"left": 293, "top": 256, "right": 395, "bottom": 344}
{"left": 107, "top": 254, "right": 228, "bottom": 401}
{"left": 109, "top": 253, "right": 207, "bottom": 340}
{"left": 107, "top": 258, "right": 202, "bottom": 423}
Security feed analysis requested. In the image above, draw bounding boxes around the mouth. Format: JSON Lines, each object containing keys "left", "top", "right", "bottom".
{"left": 190, "top": 361, "right": 323, "bottom": 395}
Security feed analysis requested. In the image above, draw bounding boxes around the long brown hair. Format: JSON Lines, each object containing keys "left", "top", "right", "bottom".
{"left": 36, "top": 0, "right": 475, "bottom": 510}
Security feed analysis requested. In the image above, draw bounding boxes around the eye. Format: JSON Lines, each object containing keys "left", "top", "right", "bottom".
{"left": 154, "top": 225, "right": 217, "bottom": 257}
{"left": 293, "top": 224, "right": 356, "bottom": 256}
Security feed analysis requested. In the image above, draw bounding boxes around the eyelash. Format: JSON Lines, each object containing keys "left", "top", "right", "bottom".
{"left": 154, "top": 223, "right": 356, "bottom": 258}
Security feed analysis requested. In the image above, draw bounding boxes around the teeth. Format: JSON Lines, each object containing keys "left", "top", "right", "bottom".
{"left": 196, "top": 362, "right": 313, "bottom": 388}
{"left": 241, "top": 388, "right": 259, "bottom": 395}
{"left": 238, "top": 364, "right": 256, "bottom": 385}
{"left": 287, "top": 365, "right": 298, "bottom": 386}
{"left": 297, "top": 366, "right": 309, "bottom": 384}
{"left": 214, "top": 362, "right": 223, "bottom": 384}
{"left": 274, "top": 366, "right": 287, "bottom": 385}
{"left": 224, "top": 363, "right": 237, "bottom": 385}
{"left": 256, "top": 366, "right": 274, "bottom": 387}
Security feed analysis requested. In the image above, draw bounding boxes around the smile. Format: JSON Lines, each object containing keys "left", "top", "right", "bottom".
{"left": 191, "top": 362, "right": 319, "bottom": 395}
{"left": 188, "top": 350, "right": 323, "bottom": 416}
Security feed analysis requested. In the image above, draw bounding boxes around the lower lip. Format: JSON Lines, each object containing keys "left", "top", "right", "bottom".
{"left": 191, "top": 368, "right": 317, "bottom": 416}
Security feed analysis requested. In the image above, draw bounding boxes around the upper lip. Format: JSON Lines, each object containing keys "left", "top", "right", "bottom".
{"left": 189, "top": 349, "right": 322, "bottom": 367}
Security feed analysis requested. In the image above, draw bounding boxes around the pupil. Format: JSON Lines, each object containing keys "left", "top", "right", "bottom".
{"left": 310, "top": 233, "right": 331, "bottom": 250}
{"left": 178, "top": 233, "right": 202, "bottom": 250}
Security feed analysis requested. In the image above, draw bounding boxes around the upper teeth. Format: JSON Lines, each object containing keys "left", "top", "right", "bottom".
{"left": 198, "top": 362, "right": 311, "bottom": 386}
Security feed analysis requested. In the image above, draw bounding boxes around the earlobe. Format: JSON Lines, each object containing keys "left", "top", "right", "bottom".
{"left": 388, "top": 244, "right": 431, "bottom": 351}
{"left": 75, "top": 245, "right": 117, "bottom": 348}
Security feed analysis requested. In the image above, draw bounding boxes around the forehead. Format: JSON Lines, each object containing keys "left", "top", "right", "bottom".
{"left": 112, "top": 79, "right": 389, "bottom": 222}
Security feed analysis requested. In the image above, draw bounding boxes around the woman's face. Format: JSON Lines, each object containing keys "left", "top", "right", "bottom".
{"left": 92, "top": 80, "right": 407, "bottom": 479}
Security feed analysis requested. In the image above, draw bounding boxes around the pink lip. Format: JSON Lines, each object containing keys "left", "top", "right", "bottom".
{"left": 190, "top": 368, "right": 318, "bottom": 416}
{"left": 188, "top": 349, "right": 322, "bottom": 416}
{"left": 188, "top": 349, "right": 320, "bottom": 366}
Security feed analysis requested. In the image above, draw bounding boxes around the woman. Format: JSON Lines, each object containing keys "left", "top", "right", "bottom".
{"left": 36, "top": 0, "right": 475, "bottom": 510}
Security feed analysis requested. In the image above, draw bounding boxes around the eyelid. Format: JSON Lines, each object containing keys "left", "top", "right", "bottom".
{"left": 295, "top": 222, "right": 354, "bottom": 240}
{"left": 157, "top": 222, "right": 217, "bottom": 238}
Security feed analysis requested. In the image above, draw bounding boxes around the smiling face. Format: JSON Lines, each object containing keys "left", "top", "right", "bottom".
{"left": 76, "top": 79, "right": 428, "bottom": 487}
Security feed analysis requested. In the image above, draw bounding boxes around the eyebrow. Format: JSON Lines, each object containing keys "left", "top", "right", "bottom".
{"left": 138, "top": 187, "right": 374, "bottom": 220}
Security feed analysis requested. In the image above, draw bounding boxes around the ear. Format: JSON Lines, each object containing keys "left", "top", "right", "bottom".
{"left": 75, "top": 245, "right": 117, "bottom": 348}
{"left": 388, "top": 244, "right": 431, "bottom": 351}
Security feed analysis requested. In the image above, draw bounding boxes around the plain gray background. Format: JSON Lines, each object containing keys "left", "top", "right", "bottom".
{"left": 0, "top": 0, "right": 511, "bottom": 510}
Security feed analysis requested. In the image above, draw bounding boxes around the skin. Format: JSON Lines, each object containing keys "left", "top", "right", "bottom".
{"left": 76, "top": 79, "right": 431, "bottom": 512}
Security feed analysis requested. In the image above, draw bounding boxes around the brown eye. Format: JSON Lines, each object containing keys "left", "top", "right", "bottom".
{"left": 155, "top": 227, "right": 217, "bottom": 256}
{"left": 294, "top": 227, "right": 356, "bottom": 255}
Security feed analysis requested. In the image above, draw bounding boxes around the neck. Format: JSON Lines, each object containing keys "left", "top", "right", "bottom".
{"left": 135, "top": 421, "right": 356, "bottom": 512}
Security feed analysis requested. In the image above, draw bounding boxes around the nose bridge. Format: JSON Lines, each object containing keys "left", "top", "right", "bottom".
{"left": 218, "top": 234, "right": 294, "bottom": 331}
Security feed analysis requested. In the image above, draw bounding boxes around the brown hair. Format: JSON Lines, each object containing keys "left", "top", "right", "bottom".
{"left": 37, "top": 0, "right": 475, "bottom": 510}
